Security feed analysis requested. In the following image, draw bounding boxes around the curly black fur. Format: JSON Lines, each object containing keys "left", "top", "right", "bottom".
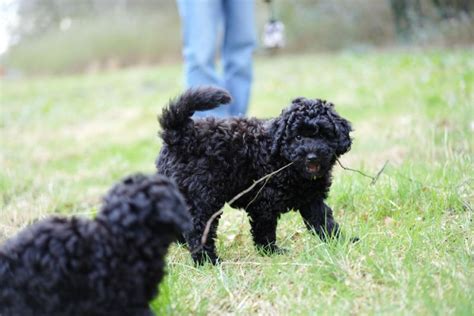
{"left": 0, "top": 174, "right": 191, "bottom": 316}
{"left": 156, "top": 86, "right": 353, "bottom": 265}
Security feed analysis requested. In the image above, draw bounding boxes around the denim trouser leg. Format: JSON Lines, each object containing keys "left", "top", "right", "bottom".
{"left": 177, "top": 0, "right": 229, "bottom": 118}
{"left": 222, "top": 0, "right": 256, "bottom": 116}
{"left": 177, "top": 0, "right": 255, "bottom": 117}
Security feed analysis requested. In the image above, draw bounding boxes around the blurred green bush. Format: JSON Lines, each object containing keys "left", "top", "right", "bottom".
{"left": 3, "top": 10, "right": 182, "bottom": 74}
{"left": 2, "top": 0, "right": 473, "bottom": 75}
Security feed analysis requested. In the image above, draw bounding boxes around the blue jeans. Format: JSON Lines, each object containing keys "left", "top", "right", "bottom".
{"left": 177, "top": 0, "right": 256, "bottom": 117}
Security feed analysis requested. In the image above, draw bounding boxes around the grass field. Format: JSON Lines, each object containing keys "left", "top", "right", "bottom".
{"left": 1, "top": 50, "right": 473, "bottom": 315}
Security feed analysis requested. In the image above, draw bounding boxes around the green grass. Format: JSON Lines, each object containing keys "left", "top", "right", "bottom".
{"left": 1, "top": 51, "right": 473, "bottom": 315}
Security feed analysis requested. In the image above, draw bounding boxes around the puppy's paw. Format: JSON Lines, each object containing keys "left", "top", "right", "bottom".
{"left": 192, "top": 251, "right": 221, "bottom": 266}
{"left": 256, "top": 244, "right": 289, "bottom": 256}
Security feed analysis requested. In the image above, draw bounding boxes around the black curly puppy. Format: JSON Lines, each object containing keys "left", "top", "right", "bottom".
{"left": 157, "top": 87, "right": 353, "bottom": 265}
{"left": 0, "top": 174, "right": 191, "bottom": 316}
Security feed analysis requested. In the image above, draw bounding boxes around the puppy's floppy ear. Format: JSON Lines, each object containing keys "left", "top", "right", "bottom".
{"left": 270, "top": 99, "right": 301, "bottom": 156}
{"left": 270, "top": 113, "right": 287, "bottom": 156}
{"left": 270, "top": 98, "right": 306, "bottom": 157}
{"left": 328, "top": 107, "right": 352, "bottom": 156}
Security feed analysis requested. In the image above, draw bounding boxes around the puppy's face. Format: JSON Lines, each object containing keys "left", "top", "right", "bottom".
{"left": 271, "top": 98, "right": 352, "bottom": 179}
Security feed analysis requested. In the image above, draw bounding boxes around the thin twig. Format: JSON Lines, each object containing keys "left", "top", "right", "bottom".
{"left": 336, "top": 159, "right": 388, "bottom": 185}
{"left": 245, "top": 176, "right": 271, "bottom": 209}
{"left": 371, "top": 160, "right": 389, "bottom": 185}
{"left": 336, "top": 160, "right": 473, "bottom": 213}
{"left": 219, "top": 261, "right": 313, "bottom": 267}
{"left": 228, "top": 162, "right": 294, "bottom": 206}
{"left": 168, "top": 261, "right": 314, "bottom": 267}
{"left": 196, "top": 162, "right": 294, "bottom": 252}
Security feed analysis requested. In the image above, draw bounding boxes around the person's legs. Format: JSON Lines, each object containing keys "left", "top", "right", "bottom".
{"left": 222, "top": 0, "right": 256, "bottom": 116}
{"left": 177, "top": 0, "right": 229, "bottom": 117}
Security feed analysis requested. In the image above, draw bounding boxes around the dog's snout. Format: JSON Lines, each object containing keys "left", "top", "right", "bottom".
{"left": 306, "top": 153, "right": 317, "bottom": 162}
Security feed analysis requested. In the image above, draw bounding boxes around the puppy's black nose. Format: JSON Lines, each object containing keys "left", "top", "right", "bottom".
{"left": 306, "top": 153, "right": 317, "bottom": 162}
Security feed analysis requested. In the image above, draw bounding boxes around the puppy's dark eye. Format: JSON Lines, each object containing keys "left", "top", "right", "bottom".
{"left": 295, "top": 135, "right": 302, "bottom": 140}
{"left": 321, "top": 127, "right": 335, "bottom": 138}
{"left": 300, "top": 126, "right": 318, "bottom": 138}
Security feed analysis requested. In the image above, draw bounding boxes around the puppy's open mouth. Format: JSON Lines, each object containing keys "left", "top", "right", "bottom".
{"left": 305, "top": 162, "right": 320, "bottom": 173}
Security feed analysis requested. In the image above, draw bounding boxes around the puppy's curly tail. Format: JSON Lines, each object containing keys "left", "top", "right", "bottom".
{"left": 159, "top": 86, "right": 232, "bottom": 130}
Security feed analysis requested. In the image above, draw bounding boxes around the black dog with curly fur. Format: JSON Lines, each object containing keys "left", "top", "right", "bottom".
{"left": 0, "top": 174, "right": 191, "bottom": 316}
{"left": 157, "top": 87, "right": 353, "bottom": 265}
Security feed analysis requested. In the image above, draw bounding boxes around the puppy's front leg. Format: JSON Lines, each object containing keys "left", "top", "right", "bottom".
{"left": 299, "top": 200, "right": 341, "bottom": 241}
{"left": 248, "top": 212, "right": 285, "bottom": 254}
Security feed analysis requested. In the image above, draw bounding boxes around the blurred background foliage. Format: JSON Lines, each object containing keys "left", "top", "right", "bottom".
{"left": 1, "top": 0, "right": 473, "bottom": 75}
